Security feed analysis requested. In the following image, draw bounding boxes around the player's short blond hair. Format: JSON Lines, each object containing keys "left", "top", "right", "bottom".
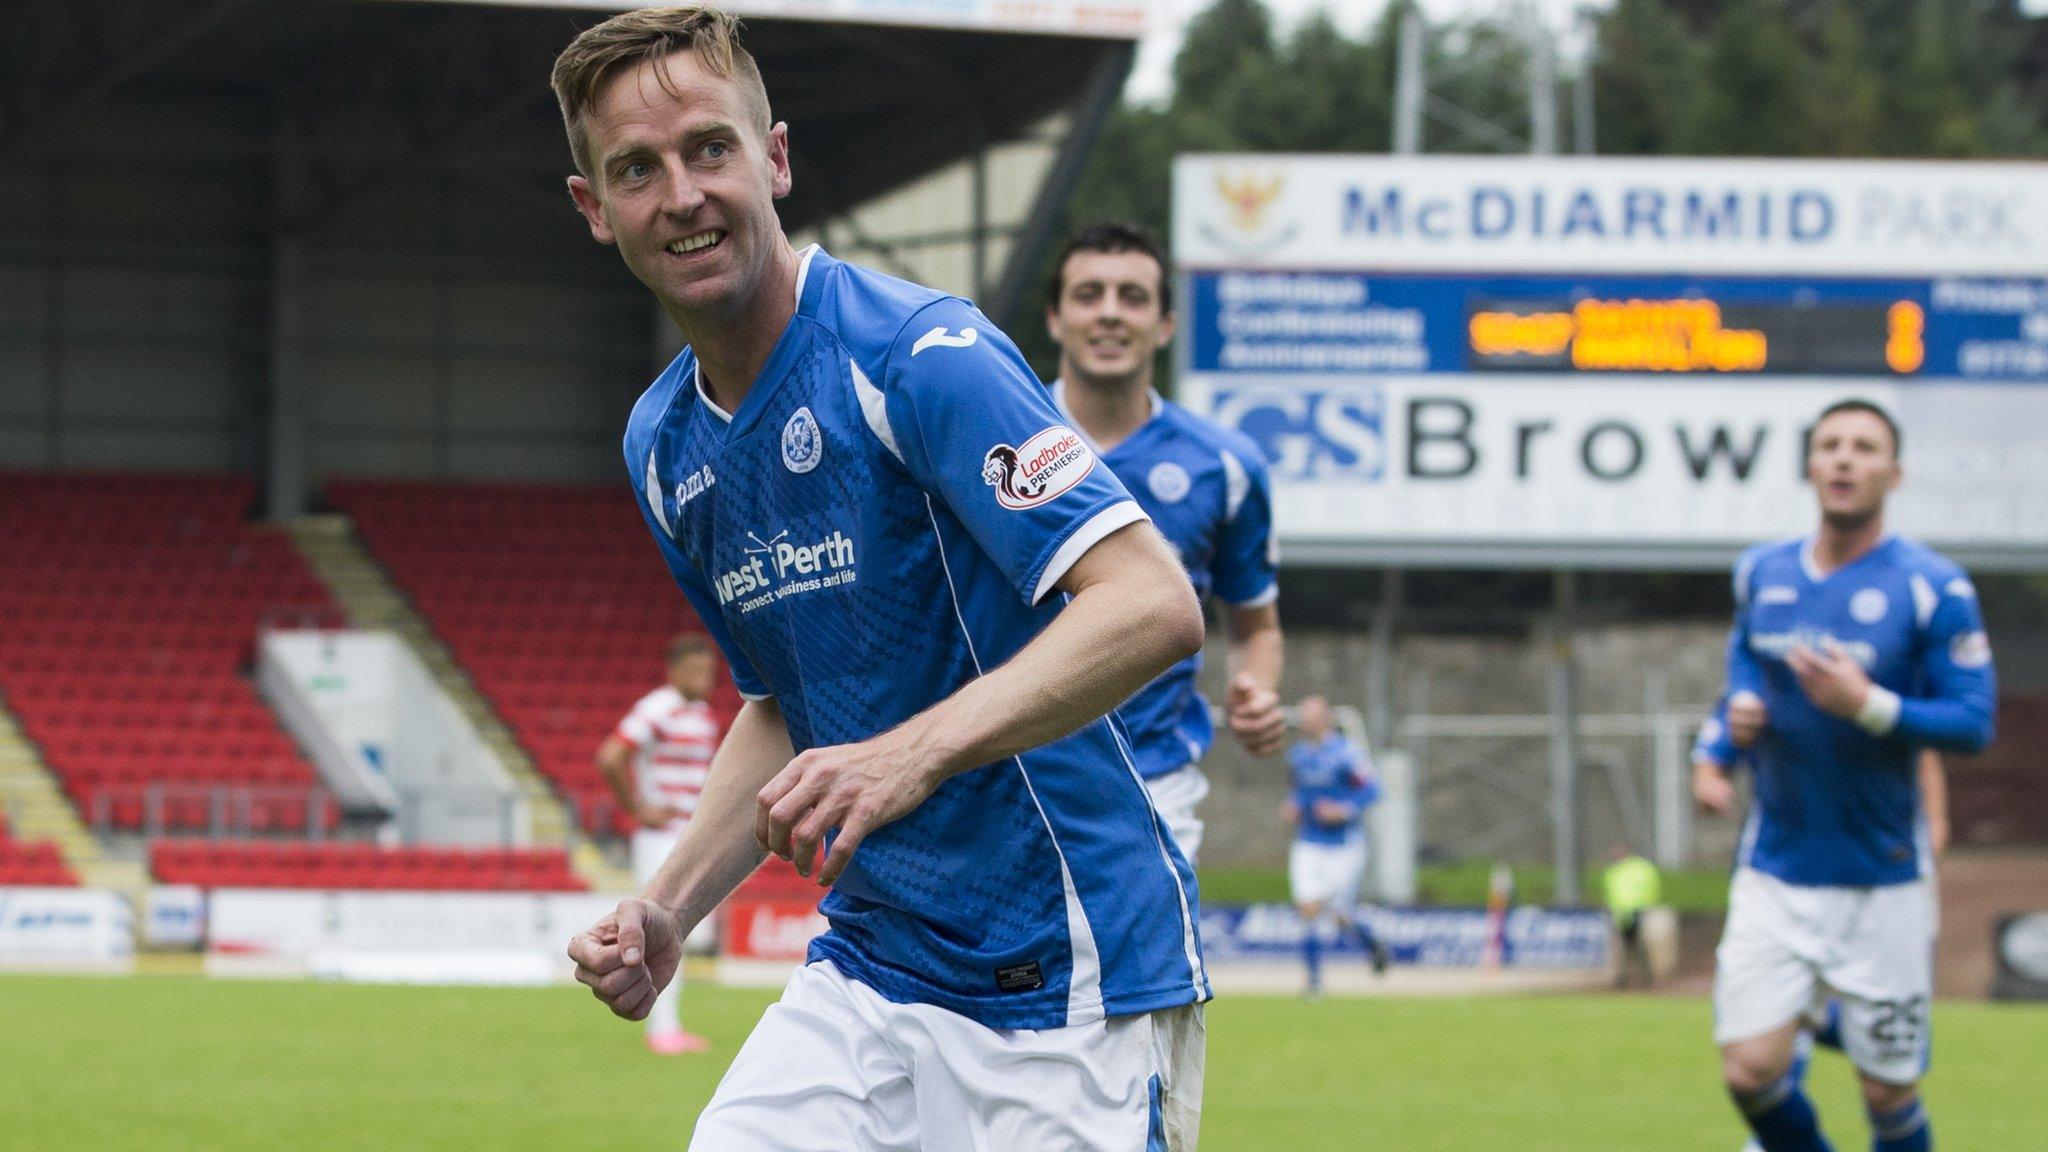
{"left": 549, "top": 5, "right": 771, "bottom": 182}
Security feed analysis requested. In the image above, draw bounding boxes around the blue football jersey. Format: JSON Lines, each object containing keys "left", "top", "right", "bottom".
{"left": 1693, "top": 536, "right": 1996, "bottom": 886}
{"left": 1288, "top": 733, "right": 1378, "bottom": 847}
{"left": 1050, "top": 380, "right": 1279, "bottom": 780}
{"left": 621, "top": 248, "right": 1208, "bottom": 1029}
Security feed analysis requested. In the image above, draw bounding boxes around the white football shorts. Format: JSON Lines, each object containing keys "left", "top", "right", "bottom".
{"left": 1712, "top": 867, "right": 1934, "bottom": 1085}
{"left": 689, "top": 960, "right": 1206, "bottom": 1152}
{"left": 1287, "top": 836, "right": 1368, "bottom": 913}
{"left": 1143, "top": 764, "right": 1210, "bottom": 869}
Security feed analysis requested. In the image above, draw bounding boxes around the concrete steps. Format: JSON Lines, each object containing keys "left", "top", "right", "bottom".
{"left": 283, "top": 515, "right": 574, "bottom": 850}
{"left": 0, "top": 704, "right": 138, "bottom": 892}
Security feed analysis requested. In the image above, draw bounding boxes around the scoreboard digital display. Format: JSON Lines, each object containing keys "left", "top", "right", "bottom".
{"left": 1467, "top": 298, "right": 1923, "bottom": 376}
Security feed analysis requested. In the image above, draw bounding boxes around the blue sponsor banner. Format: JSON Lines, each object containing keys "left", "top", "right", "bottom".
{"left": 1189, "top": 270, "right": 2048, "bottom": 382}
{"left": 1200, "top": 903, "right": 1610, "bottom": 970}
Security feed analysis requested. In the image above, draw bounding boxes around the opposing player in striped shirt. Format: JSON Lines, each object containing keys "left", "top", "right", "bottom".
{"left": 596, "top": 633, "right": 724, "bottom": 1053}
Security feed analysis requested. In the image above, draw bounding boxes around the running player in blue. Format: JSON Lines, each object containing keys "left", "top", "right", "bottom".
{"left": 1044, "top": 222, "right": 1285, "bottom": 866}
{"left": 1710, "top": 747, "right": 1952, "bottom": 1152}
{"left": 552, "top": 10, "right": 1208, "bottom": 1149}
{"left": 1285, "top": 695, "right": 1389, "bottom": 995}
{"left": 1693, "top": 399, "right": 1995, "bottom": 1152}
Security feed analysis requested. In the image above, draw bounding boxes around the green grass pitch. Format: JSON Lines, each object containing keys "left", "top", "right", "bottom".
{"left": 2, "top": 975, "right": 2041, "bottom": 1150}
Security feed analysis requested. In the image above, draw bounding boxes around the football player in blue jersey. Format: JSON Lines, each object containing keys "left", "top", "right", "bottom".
{"left": 1709, "top": 741, "right": 1955, "bottom": 1152}
{"left": 1692, "top": 399, "right": 1995, "bottom": 1152}
{"left": 1044, "top": 222, "right": 1285, "bottom": 866}
{"left": 552, "top": 10, "right": 1210, "bottom": 1149}
{"left": 1284, "top": 695, "right": 1390, "bottom": 996}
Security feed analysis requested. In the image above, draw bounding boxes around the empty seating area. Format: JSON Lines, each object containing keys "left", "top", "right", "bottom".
{"left": 329, "top": 480, "right": 739, "bottom": 836}
{"left": 0, "top": 812, "right": 78, "bottom": 886}
{"left": 149, "top": 839, "right": 585, "bottom": 891}
{"left": 0, "top": 472, "right": 338, "bottom": 833}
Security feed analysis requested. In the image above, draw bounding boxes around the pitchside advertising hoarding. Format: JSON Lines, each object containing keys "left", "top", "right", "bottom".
{"left": 1172, "top": 155, "right": 2048, "bottom": 569}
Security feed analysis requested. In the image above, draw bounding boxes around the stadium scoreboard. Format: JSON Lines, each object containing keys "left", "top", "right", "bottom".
{"left": 1174, "top": 157, "right": 2048, "bottom": 569}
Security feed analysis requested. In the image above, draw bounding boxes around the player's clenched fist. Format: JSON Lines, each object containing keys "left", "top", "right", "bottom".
{"left": 756, "top": 734, "right": 941, "bottom": 888}
{"left": 1725, "top": 690, "right": 1768, "bottom": 749}
{"left": 567, "top": 897, "right": 682, "bottom": 1021}
{"left": 1226, "top": 673, "right": 1287, "bottom": 758}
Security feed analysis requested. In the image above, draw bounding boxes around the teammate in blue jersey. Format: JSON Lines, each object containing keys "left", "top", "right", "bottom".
{"left": 1692, "top": 399, "right": 1995, "bottom": 1152}
{"left": 1044, "top": 222, "right": 1286, "bottom": 866}
{"left": 1706, "top": 746, "right": 1952, "bottom": 1152}
{"left": 1284, "top": 696, "right": 1389, "bottom": 995}
{"left": 551, "top": 11, "right": 1209, "bottom": 1149}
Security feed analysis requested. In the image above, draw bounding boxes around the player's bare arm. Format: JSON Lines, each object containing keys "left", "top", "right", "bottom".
{"left": 1309, "top": 797, "right": 1355, "bottom": 828}
{"left": 1918, "top": 748, "right": 1950, "bottom": 857}
{"left": 570, "top": 696, "right": 793, "bottom": 1019}
{"left": 757, "top": 520, "right": 1203, "bottom": 886}
{"left": 1692, "top": 757, "right": 1738, "bottom": 817}
{"left": 1224, "top": 602, "right": 1285, "bottom": 757}
{"left": 595, "top": 734, "right": 681, "bottom": 829}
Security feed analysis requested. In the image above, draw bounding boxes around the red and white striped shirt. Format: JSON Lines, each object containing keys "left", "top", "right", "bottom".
{"left": 615, "top": 686, "right": 720, "bottom": 833}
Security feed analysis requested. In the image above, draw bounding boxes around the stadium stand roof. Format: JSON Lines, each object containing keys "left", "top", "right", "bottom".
{"left": 0, "top": 0, "right": 1138, "bottom": 507}
{"left": 4, "top": 1, "right": 1134, "bottom": 235}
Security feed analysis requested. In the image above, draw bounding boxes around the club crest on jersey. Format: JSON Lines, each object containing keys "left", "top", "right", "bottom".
{"left": 1147, "top": 461, "right": 1192, "bottom": 504}
{"left": 1850, "top": 588, "right": 1889, "bottom": 624}
{"left": 982, "top": 426, "right": 1094, "bottom": 510}
{"left": 782, "top": 407, "right": 822, "bottom": 474}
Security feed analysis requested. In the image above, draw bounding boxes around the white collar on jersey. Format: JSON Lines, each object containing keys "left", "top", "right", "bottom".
{"left": 693, "top": 243, "right": 824, "bottom": 424}
{"left": 1799, "top": 532, "right": 1895, "bottom": 583}
{"left": 1049, "top": 377, "right": 1162, "bottom": 454}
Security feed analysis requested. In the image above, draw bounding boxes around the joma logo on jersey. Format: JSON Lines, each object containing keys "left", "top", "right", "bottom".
{"left": 713, "top": 530, "right": 858, "bottom": 609}
{"left": 982, "top": 426, "right": 1094, "bottom": 510}
{"left": 673, "top": 465, "right": 715, "bottom": 513}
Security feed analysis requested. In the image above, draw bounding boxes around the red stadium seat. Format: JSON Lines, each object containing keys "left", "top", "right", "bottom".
{"left": 144, "top": 839, "right": 584, "bottom": 891}
{"left": 0, "top": 471, "right": 336, "bottom": 836}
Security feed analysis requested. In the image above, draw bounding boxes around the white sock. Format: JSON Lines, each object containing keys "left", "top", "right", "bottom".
{"left": 647, "top": 965, "right": 685, "bottom": 1036}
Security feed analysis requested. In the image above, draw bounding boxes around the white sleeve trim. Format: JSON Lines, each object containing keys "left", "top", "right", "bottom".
{"left": 1734, "top": 551, "right": 1758, "bottom": 606}
{"left": 1910, "top": 572, "right": 1938, "bottom": 630}
{"left": 737, "top": 688, "right": 775, "bottom": 702}
{"left": 1224, "top": 581, "right": 1279, "bottom": 609}
{"left": 1031, "top": 500, "right": 1149, "bottom": 605}
{"left": 850, "top": 359, "right": 904, "bottom": 464}
{"left": 644, "top": 448, "right": 672, "bottom": 539}
{"left": 1220, "top": 449, "right": 1250, "bottom": 523}
{"left": 1855, "top": 685, "right": 1902, "bottom": 737}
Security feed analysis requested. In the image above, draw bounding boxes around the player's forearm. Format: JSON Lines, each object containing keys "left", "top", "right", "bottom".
{"left": 1917, "top": 749, "right": 1950, "bottom": 856}
{"left": 641, "top": 698, "right": 792, "bottom": 930}
{"left": 897, "top": 552, "right": 1202, "bottom": 778}
{"left": 1226, "top": 604, "right": 1283, "bottom": 692}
